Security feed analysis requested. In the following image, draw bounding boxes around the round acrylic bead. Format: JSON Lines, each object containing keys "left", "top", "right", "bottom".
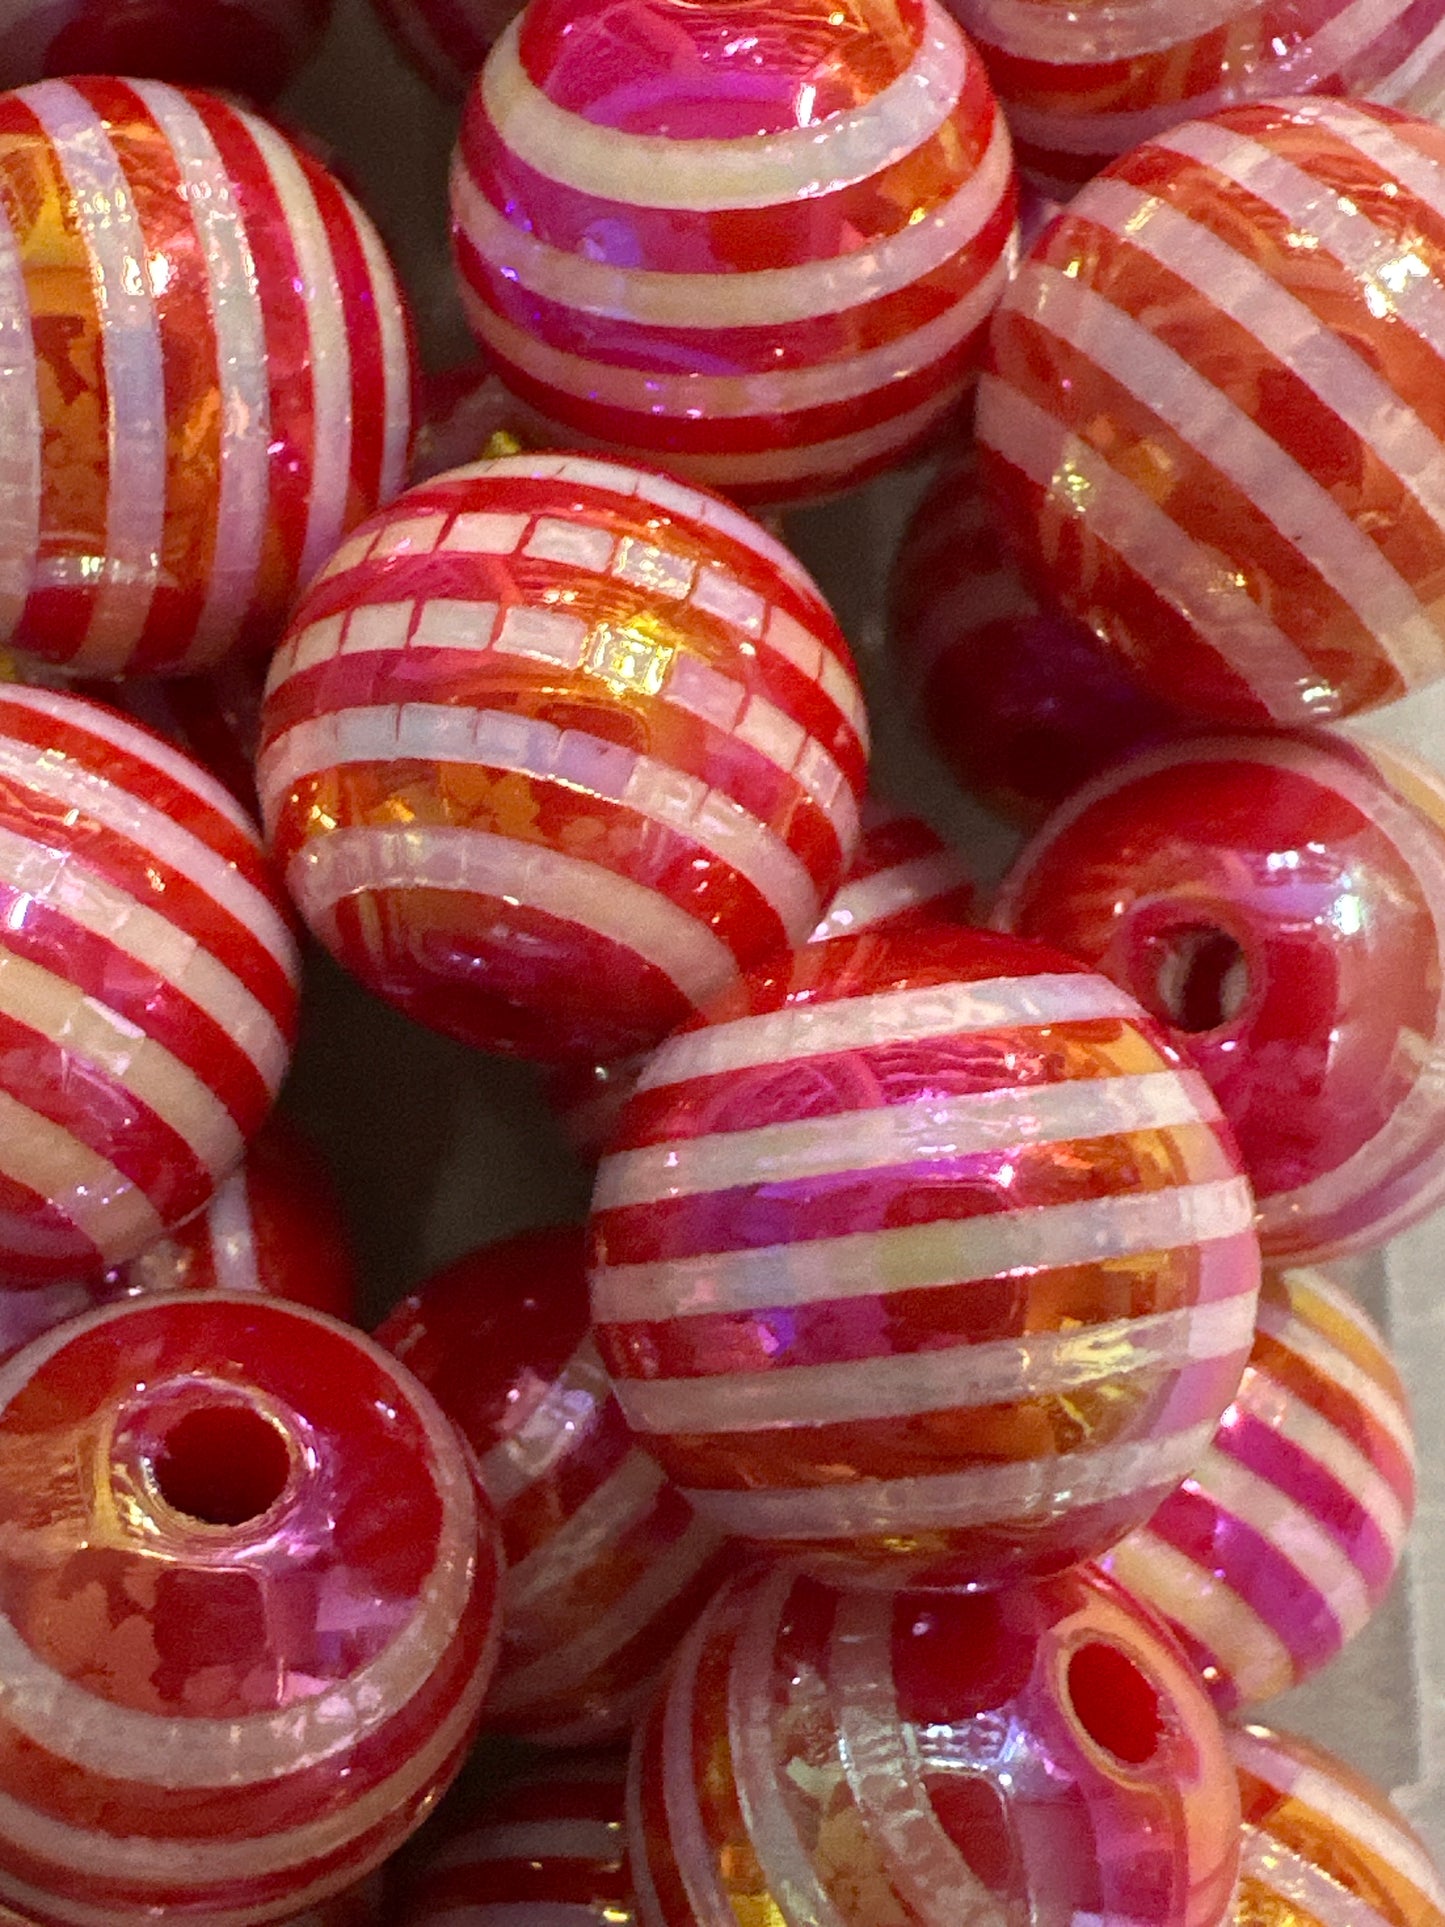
{"left": 630, "top": 1558, "right": 1241, "bottom": 1927}
{"left": 400, "top": 1753, "right": 631, "bottom": 1925}
{"left": 892, "top": 458, "right": 1187, "bottom": 821}
{"left": 0, "top": 684, "right": 299, "bottom": 1286}
{"left": 0, "top": 1292, "right": 503, "bottom": 1924}
{"left": 377, "top": 1226, "right": 728, "bottom": 1746}
{"left": 1230, "top": 1724, "right": 1445, "bottom": 1925}
{"left": 589, "top": 923, "right": 1262, "bottom": 1588}
{"left": 258, "top": 453, "right": 868, "bottom": 1064}
{"left": 451, "top": 0, "right": 1019, "bottom": 505}
{"left": 980, "top": 97, "right": 1445, "bottom": 726}
{"left": 0, "top": 0, "right": 331, "bottom": 100}
{"left": 949, "top": 0, "right": 1445, "bottom": 199}
{"left": 371, "top": 0, "right": 522, "bottom": 97}
{"left": 1103, "top": 1266, "right": 1415, "bottom": 1711}
{"left": 0, "top": 76, "right": 415, "bottom": 678}
{"left": 994, "top": 731, "right": 1445, "bottom": 1262}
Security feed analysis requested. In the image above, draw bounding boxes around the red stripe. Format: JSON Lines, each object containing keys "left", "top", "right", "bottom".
{"left": 308, "top": 159, "right": 387, "bottom": 525}
{"left": 0, "top": 1168, "right": 101, "bottom": 1285}
{"left": 496, "top": 1399, "right": 633, "bottom": 1567}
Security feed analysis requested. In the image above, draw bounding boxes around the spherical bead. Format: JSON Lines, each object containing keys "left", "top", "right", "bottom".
{"left": 259, "top": 453, "right": 868, "bottom": 1063}
{"left": 979, "top": 97, "right": 1445, "bottom": 726}
{"left": 371, "top": 0, "right": 522, "bottom": 98}
{"left": 0, "top": 1293, "right": 503, "bottom": 1924}
{"left": 1103, "top": 1266, "right": 1415, "bottom": 1711}
{"left": 0, "top": 0, "right": 331, "bottom": 100}
{"left": 0, "top": 76, "right": 415, "bottom": 678}
{"left": 0, "top": 685, "right": 299, "bottom": 1286}
{"left": 994, "top": 731, "right": 1445, "bottom": 1262}
{"left": 376, "top": 1227, "right": 728, "bottom": 1747}
{"left": 629, "top": 1559, "right": 1241, "bottom": 1927}
{"left": 451, "top": 0, "right": 1019, "bottom": 505}
{"left": 1230, "top": 1724, "right": 1445, "bottom": 1925}
{"left": 588, "top": 923, "right": 1262, "bottom": 1588}
{"left": 400, "top": 1753, "right": 631, "bottom": 1925}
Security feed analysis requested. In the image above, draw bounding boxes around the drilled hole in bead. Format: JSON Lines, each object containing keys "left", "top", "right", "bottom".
{"left": 1149, "top": 925, "right": 1249, "bottom": 1033}
{"left": 151, "top": 1405, "right": 292, "bottom": 1527}
{"left": 1066, "top": 1643, "right": 1163, "bottom": 1766}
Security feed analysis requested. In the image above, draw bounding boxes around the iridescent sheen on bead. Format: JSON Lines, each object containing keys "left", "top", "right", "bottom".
{"left": 0, "top": 0, "right": 331, "bottom": 100}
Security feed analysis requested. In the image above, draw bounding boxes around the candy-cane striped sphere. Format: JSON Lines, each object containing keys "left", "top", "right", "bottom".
{"left": 589, "top": 924, "right": 1262, "bottom": 1588}
{"left": 950, "top": 0, "right": 1445, "bottom": 200}
{"left": 980, "top": 96, "right": 1445, "bottom": 726}
{"left": 629, "top": 1559, "right": 1241, "bottom": 1927}
{"left": 0, "top": 0, "right": 331, "bottom": 100}
{"left": 259, "top": 453, "right": 867, "bottom": 1064}
{"left": 377, "top": 1228, "right": 728, "bottom": 1747}
{"left": 450, "top": 0, "right": 1019, "bottom": 506}
{"left": 371, "top": 0, "right": 521, "bottom": 98}
{"left": 1230, "top": 1725, "right": 1445, "bottom": 1926}
{"left": 1103, "top": 1267, "right": 1415, "bottom": 1711}
{"left": 0, "top": 1294, "right": 503, "bottom": 1926}
{"left": 0, "top": 76, "right": 414, "bottom": 678}
{"left": 994, "top": 732, "right": 1445, "bottom": 1262}
{"left": 401, "top": 1753, "right": 632, "bottom": 1925}
{"left": 0, "top": 685, "right": 299, "bottom": 1287}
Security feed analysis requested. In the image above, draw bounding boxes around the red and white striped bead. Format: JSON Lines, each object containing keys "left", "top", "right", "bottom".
{"left": 589, "top": 924, "right": 1261, "bottom": 1588}
{"left": 370, "top": 0, "right": 521, "bottom": 98}
{"left": 400, "top": 1753, "right": 631, "bottom": 1925}
{"left": 451, "top": 0, "right": 1018, "bottom": 506}
{"left": 980, "top": 97, "right": 1445, "bottom": 725}
{"left": 259, "top": 453, "right": 867, "bottom": 1064}
{"left": 1104, "top": 1267, "right": 1415, "bottom": 1711}
{"left": 0, "top": 76, "right": 414, "bottom": 677}
{"left": 1231, "top": 1725, "right": 1445, "bottom": 1926}
{"left": 377, "top": 1228, "right": 729, "bottom": 1748}
{"left": 0, "top": 685, "right": 299, "bottom": 1286}
{"left": 0, "top": 0, "right": 331, "bottom": 101}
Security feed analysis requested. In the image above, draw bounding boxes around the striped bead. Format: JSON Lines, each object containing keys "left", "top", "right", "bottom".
{"left": 628, "top": 1559, "right": 1241, "bottom": 1927}
{"left": 994, "top": 731, "right": 1445, "bottom": 1261}
{"left": 377, "top": 1228, "right": 729, "bottom": 1748}
{"left": 0, "top": 76, "right": 414, "bottom": 677}
{"left": 259, "top": 453, "right": 867, "bottom": 1064}
{"left": 0, "top": 685, "right": 299, "bottom": 1286}
{"left": 951, "top": 0, "right": 1445, "bottom": 199}
{"left": 979, "top": 97, "right": 1445, "bottom": 725}
{"left": 589, "top": 924, "right": 1261, "bottom": 1588}
{"left": 0, "top": 0, "right": 331, "bottom": 100}
{"left": 371, "top": 0, "right": 522, "bottom": 98}
{"left": 450, "top": 0, "right": 1018, "bottom": 506}
{"left": 1230, "top": 1724, "right": 1445, "bottom": 1926}
{"left": 401, "top": 1753, "right": 632, "bottom": 1925}
{"left": 0, "top": 1293, "right": 504, "bottom": 1926}
{"left": 1103, "top": 1267, "right": 1415, "bottom": 1710}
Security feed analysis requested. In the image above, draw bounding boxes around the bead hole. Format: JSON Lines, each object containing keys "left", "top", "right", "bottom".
{"left": 1066, "top": 1643, "right": 1163, "bottom": 1766}
{"left": 151, "top": 1405, "right": 292, "bottom": 1527}
{"left": 1150, "top": 924, "right": 1248, "bottom": 1033}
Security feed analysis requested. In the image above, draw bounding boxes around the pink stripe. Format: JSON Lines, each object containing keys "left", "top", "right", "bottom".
{"left": 1217, "top": 1412, "right": 1399, "bottom": 1594}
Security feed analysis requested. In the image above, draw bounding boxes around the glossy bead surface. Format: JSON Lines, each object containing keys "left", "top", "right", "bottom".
{"left": 589, "top": 924, "right": 1261, "bottom": 1588}
{"left": 371, "top": 0, "right": 522, "bottom": 98}
{"left": 451, "top": 0, "right": 1018, "bottom": 505}
{"left": 377, "top": 1227, "right": 727, "bottom": 1746}
{"left": 630, "top": 1559, "right": 1241, "bottom": 1927}
{"left": 0, "top": 76, "right": 414, "bottom": 677}
{"left": 949, "top": 0, "right": 1445, "bottom": 198}
{"left": 980, "top": 97, "right": 1445, "bottom": 726}
{"left": 0, "top": 0, "right": 331, "bottom": 99}
{"left": 401, "top": 1752, "right": 631, "bottom": 1925}
{"left": 0, "top": 685, "right": 299, "bottom": 1286}
{"left": 1104, "top": 1266, "right": 1415, "bottom": 1710}
{"left": 1230, "top": 1724, "right": 1445, "bottom": 1925}
{"left": 0, "top": 1293, "right": 503, "bottom": 1924}
{"left": 994, "top": 732, "right": 1445, "bottom": 1262}
{"left": 892, "top": 458, "right": 1187, "bottom": 821}
{"left": 259, "top": 453, "right": 868, "bottom": 1063}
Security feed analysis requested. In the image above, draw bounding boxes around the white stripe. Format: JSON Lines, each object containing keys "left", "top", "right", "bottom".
{"left": 1255, "top": 1291, "right": 1414, "bottom": 1466}
{"left": 24, "top": 82, "right": 165, "bottom": 668}
{"left": 452, "top": 112, "right": 1014, "bottom": 327}
{"left": 634, "top": 970, "right": 1147, "bottom": 1091}
{"left": 1240, "top": 1827, "right": 1395, "bottom": 1927}
{"left": 976, "top": 377, "right": 1331, "bottom": 720}
{"left": 204, "top": 1168, "right": 262, "bottom": 1293}
{"left": 682, "top": 1416, "right": 1218, "bottom": 1539}
{"left": 1106, "top": 1528, "right": 1296, "bottom": 1703}
{"left": 1014, "top": 260, "right": 1444, "bottom": 688}
{"left": 129, "top": 83, "right": 272, "bottom": 672}
{"left": 287, "top": 824, "right": 737, "bottom": 1009}
{"left": 593, "top": 1177, "right": 1256, "bottom": 1324}
{"left": 0, "top": 1086, "right": 162, "bottom": 1263}
{"left": 962, "top": 0, "right": 1304, "bottom": 62}
{"left": 660, "top": 1593, "right": 739, "bottom": 1927}
{"left": 1372, "top": 15, "right": 1445, "bottom": 104}
{"left": 345, "top": 181, "right": 412, "bottom": 504}
{"left": 436, "top": 1820, "right": 622, "bottom": 1864}
{"left": 478, "top": 1336, "right": 612, "bottom": 1510}
{"left": 0, "top": 193, "right": 40, "bottom": 636}
{"left": 595, "top": 1067, "right": 1221, "bottom": 1209}
{"left": 612, "top": 1290, "right": 1258, "bottom": 1435}
{"left": 811, "top": 848, "right": 969, "bottom": 940}
{"left": 1193, "top": 1447, "right": 1372, "bottom": 1632}
{"left": 502, "top": 1448, "right": 670, "bottom": 1616}
{"left": 242, "top": 113, "right": 353, "bottom": 586}
{"left": 1258, "top": 1389, "right": 1411, "bottom": 1554}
